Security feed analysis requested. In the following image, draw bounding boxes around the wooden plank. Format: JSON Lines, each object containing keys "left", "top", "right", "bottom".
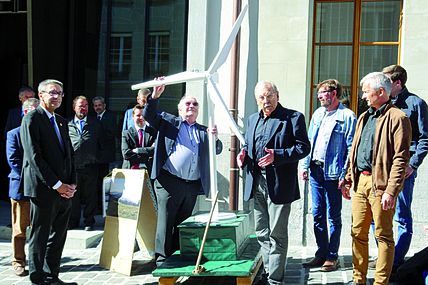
{"left": 158, "top": 277, "right": 178, "bottom": 285}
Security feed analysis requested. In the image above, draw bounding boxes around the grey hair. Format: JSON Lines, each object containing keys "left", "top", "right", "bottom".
{"left": 92, "top": 96, "right": 105, "bottom": 104}
{"left": 22, "top": 98, "right": 39, "bottom": 110}
{"left": 38, "top": 79, "right": 63, "bottom": 93}
{"left": 254, "top": 80, "right": 278, "bottom": 95}
{"left": 177, "top": 95, "right": 198, "bottom": 110}
{"left": 360, "top": 72, "right": 392, "bottom": 96}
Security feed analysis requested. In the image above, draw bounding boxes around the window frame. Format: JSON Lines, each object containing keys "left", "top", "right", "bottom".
{"left": 310, "top": 0, "right": 403, "bottom": 115}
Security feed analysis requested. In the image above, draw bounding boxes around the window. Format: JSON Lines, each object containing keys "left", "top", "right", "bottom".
{"left": 109, "top": 33, "right": 132, "bottom": 81}
{"left": 311, "top": 0, "right": 402, "bottom": 115}
{"left": 147, "top": 32, "right": 170, "bottom": 78}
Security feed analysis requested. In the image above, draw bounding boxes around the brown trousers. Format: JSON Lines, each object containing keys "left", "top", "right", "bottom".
{"left": 351, "top": 174, "right": 395, "bottom": 285}
{"left": 11, "top": 199, "right": 31, "bottom": 267}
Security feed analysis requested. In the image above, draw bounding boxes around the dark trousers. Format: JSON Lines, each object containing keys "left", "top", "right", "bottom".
{"left": 28, "top": 194, "right": 71, "bottom": 283}
{"left": 396, "top": 247, "right": 428, "bottom": 285}
{"left": 96, "top": 163, "right": 110, "bottom": 211}
{"left": 70, "top": 166, "right": 98, "bottom": 227}
{"left": 154, "top": 170, "right": 200, "bottom": 266}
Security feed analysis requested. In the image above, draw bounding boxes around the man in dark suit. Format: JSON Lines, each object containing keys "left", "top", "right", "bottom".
{"left": 237, "top": 80, "right": 310, "bottom": 285}
{"left": 6, "top": 98, "right": 39, "bottom": 277}
{"left": 92, "top": 96, "right": 118, "bottom": 212}
{"left": 121, "top": 105, "right": 156, "bottom": 172}
{"left": 20, "top": 79, "right": 77, "bottom": 285}
{"left": 4, "top": 85, "right": 35, "bottom": 134}
{"left": 68, "top": 96, "right": 102, "bottom": 231}
{"left": 143, "top": 83, "right": 222, "bottom": 266}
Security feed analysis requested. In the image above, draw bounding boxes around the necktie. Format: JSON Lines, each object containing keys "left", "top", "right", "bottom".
{"left": 79, "top": 120, "right": 85, "bottom": 134}
{"left": 97, "top": 115, "right": 101, "bottom": 121}
{"left": 138, "top": 129, "right": 144, "bottom": 147}
{"left": 50, "top": 116, "right": 64, "bottom": 150}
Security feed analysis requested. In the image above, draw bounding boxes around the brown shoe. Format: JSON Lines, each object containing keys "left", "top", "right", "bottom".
{"left": 13, "top": 265, "right": 29, "bottom": 277}
{"left": 320, "top": 259, "right": 339, "bottom": 272}
{"left": 302, "top": 256, "right": 325, "bottom": 268}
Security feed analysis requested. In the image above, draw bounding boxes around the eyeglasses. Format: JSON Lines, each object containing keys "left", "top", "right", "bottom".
{"left": 41, "top": 90, "right": 64, "bottom": 97}
{"left": 317, "top": 90, "right": 333, "bottom": 96}
{"left": 184, "top": 101, "right": 199, "bottom": 107}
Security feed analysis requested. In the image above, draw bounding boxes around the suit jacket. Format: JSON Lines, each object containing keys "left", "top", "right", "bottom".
{"left": 4, "top": 106, "right": 22, "bottom": 134}
{"left": 98, "top": 110, "right": 118, "bottom": 163}
{"left": 20, "top": 106, "right": 76, "bottom": 198}
{"left": 242, "top": 104, "right": 310, "bottom": 204}
{"left": 6, "top": 126, "right": 27, "bottom": 200}
{"left": 68, "top": 116, "right": 102, "bottom": 169}
{"left": 121, "top": 125, "right": 156, "bottom": 171}
{"left": 143, "top": 96, "right": 223, "bottom": 196}
{"left": 122, "top": 108, "right": 134, "bottom": 131}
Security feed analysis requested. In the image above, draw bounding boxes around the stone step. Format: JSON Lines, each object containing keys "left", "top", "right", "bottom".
{"left": 0, "top": 225, "right": 103, "bottom": 250}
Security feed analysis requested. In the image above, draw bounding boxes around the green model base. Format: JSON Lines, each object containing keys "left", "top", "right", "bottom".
{"left": 178, "top": 211, "right": 252, "bottom": 261}
{"left": 152, "top": 235, "right": 260, "bottom": 277}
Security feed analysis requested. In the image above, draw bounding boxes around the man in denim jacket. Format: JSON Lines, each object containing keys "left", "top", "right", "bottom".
{"left": 301, "top": 79, "right": 356, "bottom": 271}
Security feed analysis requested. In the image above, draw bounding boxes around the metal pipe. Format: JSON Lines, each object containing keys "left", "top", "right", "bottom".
{"left": 229, "top": 0, "right": 242, "bottom": 211}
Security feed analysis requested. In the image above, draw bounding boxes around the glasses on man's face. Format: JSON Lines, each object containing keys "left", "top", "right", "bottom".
{"left": 184, "top": 101, "right": 199, "bottom": 107}
{"left": 42, "top": 90, "right": 64, "bottom": 97}
{"left": 317, "top": 90, "right": 329, "bottom": 96}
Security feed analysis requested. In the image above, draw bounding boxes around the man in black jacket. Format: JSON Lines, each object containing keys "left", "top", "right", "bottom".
{"left": 68, "top": 96, "right": 102, "bottom": 231}
{"left": 21, "top": 79, "right": 77, "bottom": 285}
{"left": 92, "top": 96, "right": 118, "bottom": 212}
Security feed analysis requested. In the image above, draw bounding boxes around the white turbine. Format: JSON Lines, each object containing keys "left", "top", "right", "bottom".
{"left": 131, "top": 5, "right": 248, "bottom": 220}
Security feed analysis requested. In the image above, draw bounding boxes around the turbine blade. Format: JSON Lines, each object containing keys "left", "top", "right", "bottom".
{"left": 207, "top": 78, "right": 246, "bottom": 145}
{"left": 207, "top": 4, "right": 248, "bottom": 74}
{"left": 131, "top": 71, "right": 207, "bottom": 90}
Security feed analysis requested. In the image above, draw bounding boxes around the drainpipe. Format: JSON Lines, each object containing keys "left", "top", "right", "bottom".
{"left": 229, "top": 0, "right": 242, "bottom": 211}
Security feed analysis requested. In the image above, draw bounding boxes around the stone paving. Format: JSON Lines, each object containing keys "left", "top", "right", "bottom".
{"left": 0, "top": 238, "right": 388, "bottom": 285}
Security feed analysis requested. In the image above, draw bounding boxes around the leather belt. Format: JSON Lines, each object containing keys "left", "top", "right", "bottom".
{"left": 160, "top": 169, "right": 200, "bottom": 183}
{"left": 312, "top": 160, "right": 324, "bottom": 167}
{"left": 361, "top": 170, "right": 372, "bottom": 176}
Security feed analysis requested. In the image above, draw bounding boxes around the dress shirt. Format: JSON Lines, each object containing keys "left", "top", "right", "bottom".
{"left": 40, "top": 106, "right": 63, "bottom": 189}
{"left": 356, "top": 102, "right": 388, "bottom": 171}
{"left": 312, "top": 109, "right": 337, "bottom": 162}
{"left": 164, "top": 121, "right": 200, "bottom": 181}
{"left": 74, "top": 116, "right": 87, "bottom": 134}
{"left": 254, "top": 109, "right": 278, "bottom": 163}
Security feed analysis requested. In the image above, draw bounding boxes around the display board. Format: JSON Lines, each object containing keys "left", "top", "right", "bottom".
{"left": 99, "top": 169, "right": 157, "bottom": 276}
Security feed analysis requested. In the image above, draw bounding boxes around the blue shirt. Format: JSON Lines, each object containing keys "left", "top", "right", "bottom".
{"left": 164, "top": 121, "right": 200, "bottom": 180}
{"left": 302, "top": 103, "right": 357, "bottom": 180}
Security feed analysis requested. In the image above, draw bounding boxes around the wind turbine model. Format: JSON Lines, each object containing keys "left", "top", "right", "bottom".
{"left": 131, "top": 5, "right": 248, "bottom": 220}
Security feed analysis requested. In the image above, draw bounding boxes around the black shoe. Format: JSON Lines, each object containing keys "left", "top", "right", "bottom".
{"left": 84, "top": 225, "right": 93, "bottom": 231}
{"left": 46, "top": 277, "right": 78, "bottom": 285}
{"left": 346, "top": 281, "right": 365, "bottom": 285}
{"left": 303, "top": 256, "right": 325, "bottom": 268}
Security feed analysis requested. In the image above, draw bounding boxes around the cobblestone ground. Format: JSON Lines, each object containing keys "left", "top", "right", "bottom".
{"left": 0, "top": 240, "right": 395, "bottom": 285}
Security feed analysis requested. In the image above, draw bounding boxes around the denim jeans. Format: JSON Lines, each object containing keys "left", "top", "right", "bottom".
{"left": 394, "top": 170, "right": 417, "bottom": 267}
{"left": 309, "top": 163, "right": 342, "bottom": 261}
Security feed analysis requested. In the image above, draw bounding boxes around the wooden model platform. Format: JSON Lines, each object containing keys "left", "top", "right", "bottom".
{"left": 152, "top": 235, "right": 262, "bottom": 285}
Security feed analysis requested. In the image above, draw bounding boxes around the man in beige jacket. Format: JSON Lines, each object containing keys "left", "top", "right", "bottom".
{"left": 341, "top": 72, "right": 411, "bottom": 285}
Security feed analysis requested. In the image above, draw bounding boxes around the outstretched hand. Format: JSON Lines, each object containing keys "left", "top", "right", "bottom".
{"left": 152, "top": 76, "right": 165, "bottom": 99}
